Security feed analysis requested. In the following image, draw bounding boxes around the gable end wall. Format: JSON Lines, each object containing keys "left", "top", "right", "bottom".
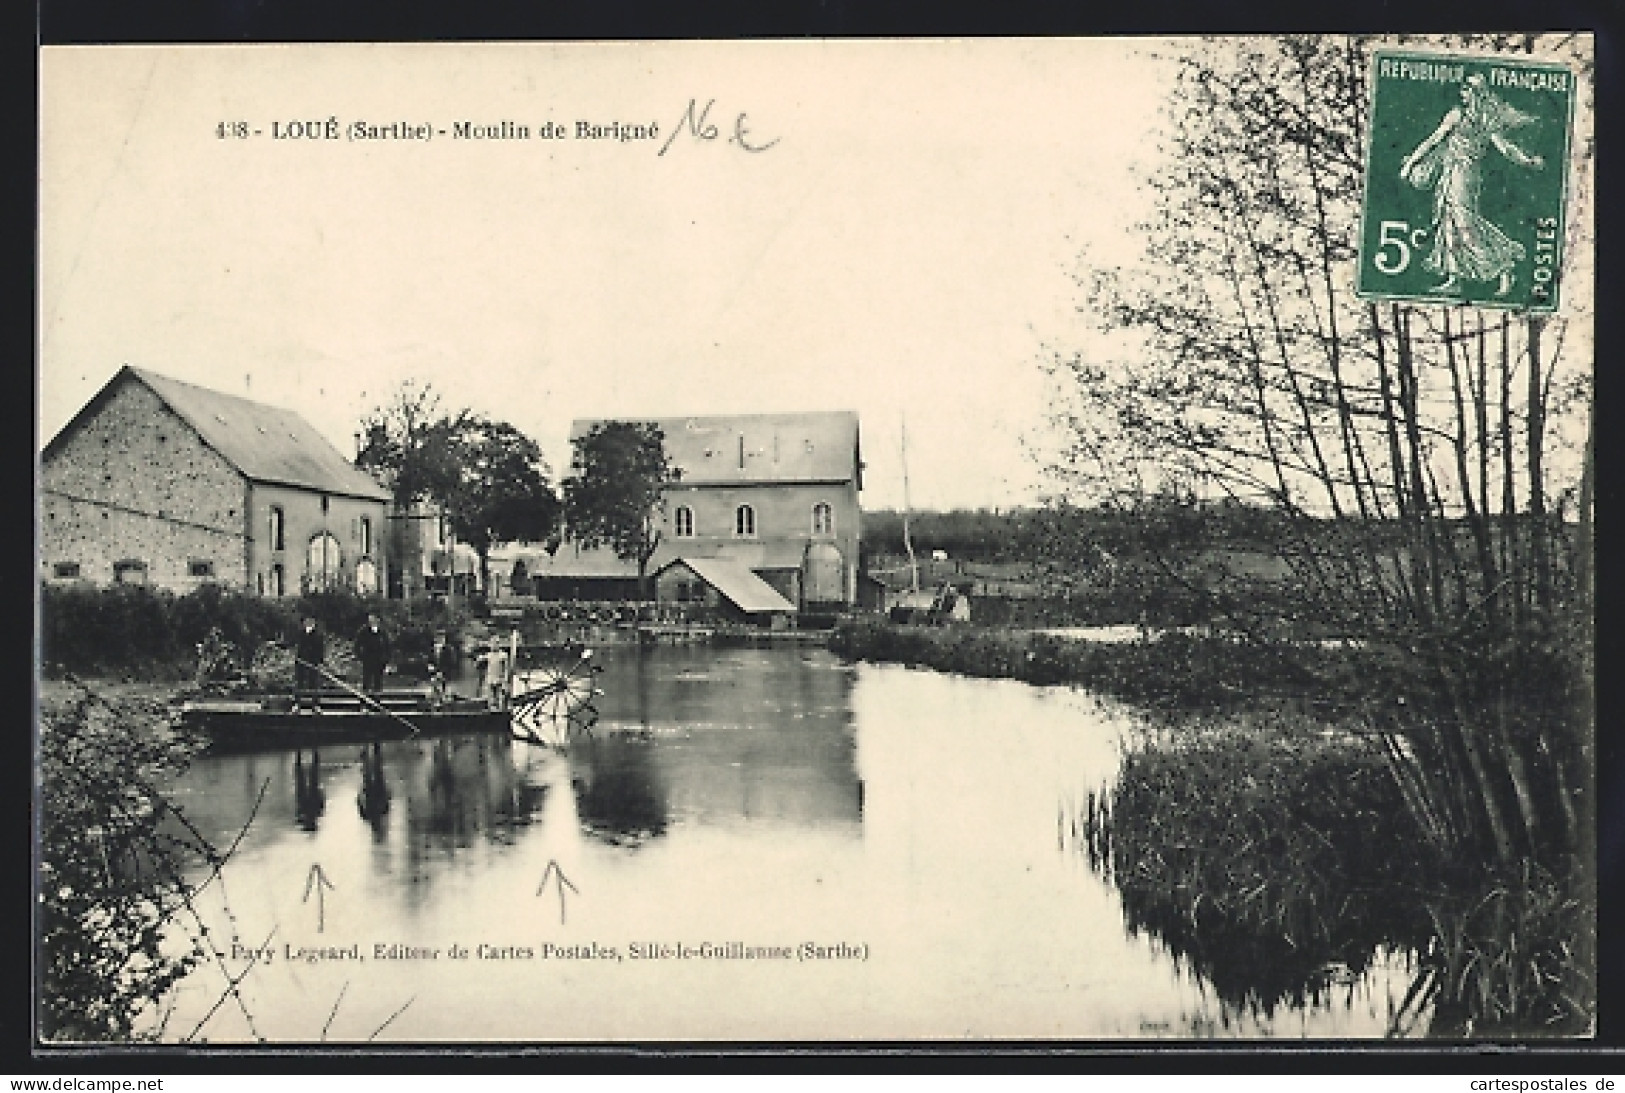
{"left": 41, "top": 379, "right": 250, "bottom": 590}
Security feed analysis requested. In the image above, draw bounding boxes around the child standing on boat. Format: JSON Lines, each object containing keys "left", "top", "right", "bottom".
{"left": 476, "top": 642, "right": 511, "bottom": 711}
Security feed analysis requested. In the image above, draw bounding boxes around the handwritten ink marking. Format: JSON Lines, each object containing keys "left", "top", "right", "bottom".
{"left": 658, "top": 98, "right": 778, "bottom": 156}
{"left": 303, "top": 862, "right": 335, "bottom": 933}
{"left": 659, "top": 98, "right": 719, "bottom": 156}
{"left": 732, "top": 113, "right": 780, "bottom": 153}
{"left": 536, "top": 858, "right": 580, "bottom": 925}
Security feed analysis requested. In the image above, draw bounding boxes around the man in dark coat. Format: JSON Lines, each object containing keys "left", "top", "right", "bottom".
{"left": 293, "top": 616, "right": 324, "bottom": 711}
{"left": 354, "top": 613, "right": 391, "bottom": 693}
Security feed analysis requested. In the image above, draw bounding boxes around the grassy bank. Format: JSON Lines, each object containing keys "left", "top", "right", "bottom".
{"left": 1083, "top": 720, "right": 1593, "bottom": 1036}
{"left": 828, "top": 615, "right": 1367, "bottom": 710}
{"left": 1084, "top": 722, "right": 1431, "bottom": 1018}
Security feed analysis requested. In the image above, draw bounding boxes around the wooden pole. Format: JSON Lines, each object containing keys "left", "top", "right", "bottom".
{"left": 507, "top": 628, "right": 519, "bottom": 712}
{"left": 293, "top": 655, "right": 422, "bottom": 737}
{"left": 901, "top": 413, "right": 919, "bottom": 594}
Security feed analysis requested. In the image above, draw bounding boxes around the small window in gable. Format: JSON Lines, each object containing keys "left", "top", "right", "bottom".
{"left": 113, "top": 559, "right": 148, "bottom": 585}
{"left": 735, "top": 504, "right": 756, "bottom": 538}
{"left": 53, "top": 562, "right": 80, "bottom": 579}
{"left": 674, "top": 506, "right": 695, "bottom": 538}
{"left": 812, "top": 502, "right": 835, "bottom": 536}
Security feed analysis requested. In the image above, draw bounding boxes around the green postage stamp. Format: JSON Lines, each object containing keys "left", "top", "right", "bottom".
{"left": 1358, "top": 50, "right": 1576, "bottom": 312}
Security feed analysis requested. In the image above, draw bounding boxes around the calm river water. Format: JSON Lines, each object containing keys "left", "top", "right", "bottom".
{"left": 156, "top": 645, "right": 1415, "bottom": 1041}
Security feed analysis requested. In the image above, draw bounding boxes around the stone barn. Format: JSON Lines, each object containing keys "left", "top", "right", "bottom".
{"left": 41, "top": 365, "right": 390, "bottom": 596}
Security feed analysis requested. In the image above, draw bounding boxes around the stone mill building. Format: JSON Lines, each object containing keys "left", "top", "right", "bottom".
{"left": 41, "top": 365, "right": 390, "bottom": 596}
{"left": 529, "top": 411, "right": 864, "bottom": 615}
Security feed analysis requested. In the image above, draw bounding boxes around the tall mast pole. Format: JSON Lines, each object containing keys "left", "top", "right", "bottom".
{"left": 900, "top": 414, "right": 919, "bottom": 594}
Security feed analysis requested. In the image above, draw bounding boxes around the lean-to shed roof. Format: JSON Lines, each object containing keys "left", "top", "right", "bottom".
{"left": 661, "top": 556, "right": 797, "bottom": 614}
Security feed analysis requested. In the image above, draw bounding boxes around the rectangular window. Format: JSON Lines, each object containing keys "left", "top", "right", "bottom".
{"left": 360, "top": 516, "right": 372, "bottom": 556}
{"left": 270, "top": 506, "right": 285, "bottom": 551}
{"left": 271, "top": 563, "right": 285, "bottom": 597}
{"left": 53, "top": 562, "right": 80, "bottom": 579}
{"left": 189, "top": 559, "right": 216, "bottom": 578}
{"left": 113, "top": 560, "right": 148, "bottom": 585}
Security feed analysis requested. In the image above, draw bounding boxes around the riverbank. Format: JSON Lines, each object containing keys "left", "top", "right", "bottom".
{"left": 827, "top": 615, "right": 1374, "bottom": 711}
{"left": 1081, "top": 715, "right": 1594, "bottom": 1037}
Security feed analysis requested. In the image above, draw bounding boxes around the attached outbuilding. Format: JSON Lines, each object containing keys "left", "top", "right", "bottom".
{"left": 654, "top": 555, "right": 797, "bottom": 626}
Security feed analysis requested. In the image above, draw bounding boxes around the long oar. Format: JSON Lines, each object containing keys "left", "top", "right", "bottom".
{"left": 293, "top": 655, "right": 422, "bottom": 739}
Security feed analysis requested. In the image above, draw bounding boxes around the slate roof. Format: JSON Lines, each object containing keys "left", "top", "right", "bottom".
{"left": 505, "top": 542, "right": 639, "bottom": 580}
{"left": 569, "top": 412, "right": 862, "bottom": 489}
{"left": 45, "top": 366, "right": 389, "bottom": 502}
{"left": 660, "top": 556, "right": 797, "bottom": 614}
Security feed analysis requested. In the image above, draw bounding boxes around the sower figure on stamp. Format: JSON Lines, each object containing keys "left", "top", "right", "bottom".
{"left": 354, "top": 613, "right": 391, "bottom": 693}
{"left": 1400, "top": 73, "right": 1545, "bottom": 297}
{"left": 293, "top": 616, "right": 325, "bottom": 713}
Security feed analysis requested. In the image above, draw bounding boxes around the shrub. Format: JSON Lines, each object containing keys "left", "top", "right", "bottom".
{"left": 39, "top": 584, "right": 472, "bottom": 681}
{"left": 38, "top": 685, "right": 204, "bottom": 1040}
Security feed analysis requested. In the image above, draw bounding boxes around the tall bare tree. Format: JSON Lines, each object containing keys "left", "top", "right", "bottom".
{"left": 1045, "top": 33, "right": 1593, "bottom": 876}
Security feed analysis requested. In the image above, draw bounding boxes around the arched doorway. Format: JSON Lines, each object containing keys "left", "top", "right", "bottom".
{"left": 803, "top": 542, "right": 845, "bottom": 606}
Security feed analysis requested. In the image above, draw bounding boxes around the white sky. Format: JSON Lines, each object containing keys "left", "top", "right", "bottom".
{"left": 38, "top": 40, "right": 1175, "bottom": 511}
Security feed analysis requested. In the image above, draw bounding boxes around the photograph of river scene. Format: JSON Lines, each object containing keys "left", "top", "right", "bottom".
{"left": 37, "top": 34, "right": 1595, "bottom": 1045}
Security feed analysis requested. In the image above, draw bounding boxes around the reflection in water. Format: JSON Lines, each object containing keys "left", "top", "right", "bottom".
{"left": 158, "top": 646, "right": 1436, "bottom": 1041}
{"left": 591, "top": 647, "right": 863, "bottom": 832}
{"left": 571, "top": 735, "right": 667, "bottom": 846}
{"left": 406, "top": 735, "right": 541, "bottom": 849}
{"left": 356, "top": 742, "right": 390, "bottom": 840}
{"left": 292, "top": 750, "right": 325, "bottom": 832}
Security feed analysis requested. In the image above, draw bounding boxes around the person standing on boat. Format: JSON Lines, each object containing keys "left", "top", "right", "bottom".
{"left": 354, "top": 613, "right": 392, "bottom": 693}
{"left": 293, "top": 616, "right": 325, "bottom": 712}
{"left": 483, "top": 642, "right": 511, "bottom": 711}
{"left": 428, "top": 628, "right": 454, "bottom": 707}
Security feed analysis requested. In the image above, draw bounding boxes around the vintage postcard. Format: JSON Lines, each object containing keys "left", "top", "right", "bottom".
{"left": 36, "top": 35, "right": 1596, "bottom": 1045}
